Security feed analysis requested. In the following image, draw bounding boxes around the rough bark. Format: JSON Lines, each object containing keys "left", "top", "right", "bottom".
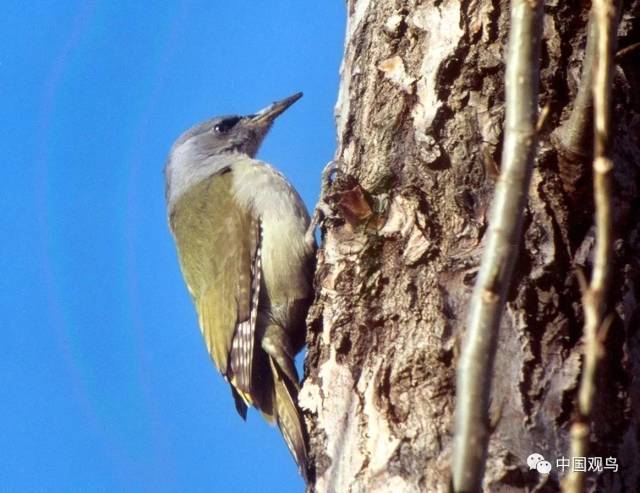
{"left": 301, "top": 0, "right": 640, "bottom": 492}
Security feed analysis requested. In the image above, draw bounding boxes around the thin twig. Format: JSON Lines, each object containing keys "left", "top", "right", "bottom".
{"left": 553, "top": 16, "right": 598, "bottom": 160}
{"left": 615, "top": 41, "right": 640, "bottom": 60}
{"left": 562, "top": 0, "right": 618, "bottom": 491}
{"left": 451, "top": 1, "right": 544, "bottom": 491}
{"left": 536, "top": 104, "right": 551, "bottom": 133}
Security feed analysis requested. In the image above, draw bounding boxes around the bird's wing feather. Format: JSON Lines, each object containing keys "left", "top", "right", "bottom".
{"left": 170, "top": 171, "right": 259, "bottom": 407}
{"left": 228, "top": 221, "right": 261, "bottom": 401}
{"left": 269, "top": 356, "right": 308, "bottom": 478}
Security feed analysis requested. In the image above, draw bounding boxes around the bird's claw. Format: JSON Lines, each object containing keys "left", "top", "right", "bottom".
{"left": 306, "top": 160, "right": 342, "bottom": 247}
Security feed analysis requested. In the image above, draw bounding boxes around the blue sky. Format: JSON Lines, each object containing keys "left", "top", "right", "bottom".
{"left": 1, "top": 2, "right": 344, "bottom": 491}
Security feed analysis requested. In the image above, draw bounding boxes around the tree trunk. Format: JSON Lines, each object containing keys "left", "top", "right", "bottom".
{"left": 300, "top": 0, "right": 640, "bottom": 491}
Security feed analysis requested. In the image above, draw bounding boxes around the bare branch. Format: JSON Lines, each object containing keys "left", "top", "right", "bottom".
{"left": 615, "top": 41, "right": 640, "bottom": 60}
{"left": 563, "top": 0, "right": 618, "bottom": 490}
{"left": 553, "top": 16, "right": 597, "bottom": 160}
{"left": 452, "top": 0, "right": 544, "bottom": 491}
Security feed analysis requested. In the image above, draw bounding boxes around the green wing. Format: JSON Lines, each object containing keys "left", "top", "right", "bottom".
{"left": 169, "top": 171, "right": 259, "bottom": 409}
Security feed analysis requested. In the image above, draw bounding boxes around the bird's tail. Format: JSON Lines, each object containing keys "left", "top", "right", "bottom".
{"left": 269, "top": 356, "right": 308, "bottom": 481}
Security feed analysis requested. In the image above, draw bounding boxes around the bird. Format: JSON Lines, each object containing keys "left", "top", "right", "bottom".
{"left": 164, "top": 92, "right": 314, "bottom": 477}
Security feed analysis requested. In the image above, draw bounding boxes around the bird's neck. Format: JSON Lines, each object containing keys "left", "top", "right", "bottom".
{"left": 166, "top": 147, "right": 249, "bottom": 209}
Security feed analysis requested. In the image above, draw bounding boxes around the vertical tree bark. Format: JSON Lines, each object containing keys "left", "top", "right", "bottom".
{"left": 301, "top": 0, "right": 640, "bottom": 492}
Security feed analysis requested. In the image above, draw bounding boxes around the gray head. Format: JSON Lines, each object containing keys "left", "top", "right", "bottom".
{"left": 165, "top": 92, "right": 302, "bottom": 204}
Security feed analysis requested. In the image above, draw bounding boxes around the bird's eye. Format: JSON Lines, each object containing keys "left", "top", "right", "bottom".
{"left": 213, "top": 117, "right": 241, "bottom": 135}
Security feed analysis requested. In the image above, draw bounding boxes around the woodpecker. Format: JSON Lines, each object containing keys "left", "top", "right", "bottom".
{"left": 165, "top": 93, "right": 313, "bottom": 477}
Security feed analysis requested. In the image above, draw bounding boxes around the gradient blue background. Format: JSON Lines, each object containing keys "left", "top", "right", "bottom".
{"left": 1, "top": 2, "right": 344, "bottom": 492}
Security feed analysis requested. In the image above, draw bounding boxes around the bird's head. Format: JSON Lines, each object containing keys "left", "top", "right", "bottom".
{"left": 173, "top": 92, "right": 302, "bottom": 159}
{"left": 165, "top": 92, "right": 302, "bottom": 205}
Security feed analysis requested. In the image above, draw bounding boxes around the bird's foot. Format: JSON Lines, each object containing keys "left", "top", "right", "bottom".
{"left": 305, "top": 160, "right": 342, "bottom": 248}
{"left": 262, "top": 324, "right": 299, "bottom": 387}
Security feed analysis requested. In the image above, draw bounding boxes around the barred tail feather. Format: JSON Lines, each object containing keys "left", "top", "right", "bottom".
{"left": 269, "top": 356, "right": 308, "bottom": 481}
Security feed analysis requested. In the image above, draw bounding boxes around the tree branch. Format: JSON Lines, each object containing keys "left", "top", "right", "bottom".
{"left": 615, "top": 41, "right": 640, "bottom": 60}
{"left": 563, "top": 0, "right": 618, "bottom": 490}
{"left": 553, "top": 16, "right": 597, "bottom": 161}
{"left": 452, "top": 0, "right": 544, "bottom": 491}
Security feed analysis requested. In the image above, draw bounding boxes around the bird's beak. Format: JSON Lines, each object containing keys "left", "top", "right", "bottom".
{"left": 249, "top": 92, "right": 303, "bottom": 125}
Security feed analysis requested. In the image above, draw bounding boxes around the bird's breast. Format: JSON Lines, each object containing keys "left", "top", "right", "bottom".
{"left": 230, "top": 159, "right": 314, "bottom": 301}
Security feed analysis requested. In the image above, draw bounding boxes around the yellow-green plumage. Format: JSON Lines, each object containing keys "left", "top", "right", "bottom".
{"left": 166, "top": 93, "right": 311, "bottom": 479}
{"left": 169, "top": 166, "right": 310, "bottom": 475}
{"left": 170, "top": 172, "right": 254, "bottom": 378}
